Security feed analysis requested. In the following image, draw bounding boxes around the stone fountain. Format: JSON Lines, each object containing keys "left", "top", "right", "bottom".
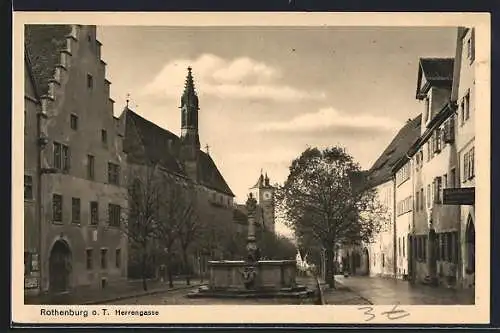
{"left": 187, "top": 193, "right": 313, "bottom": 299}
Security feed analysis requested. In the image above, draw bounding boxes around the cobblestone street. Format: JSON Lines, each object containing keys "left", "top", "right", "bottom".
{"left": 106, "top": 276, "right": 370, "bottom": 305}
{"left": 335, "top": 275, "right": 475, "bottom": 305}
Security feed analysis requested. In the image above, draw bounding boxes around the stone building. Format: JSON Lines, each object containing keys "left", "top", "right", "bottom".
{"left": 24, "top": 49, "right": 42, "bottom": 295}
{"left": 24, "top": 25, "right": 128, "bottom": 294}
{"left": 119, "top": 67, "right": 235, "bottom": 278}
{"left": 403, "top": 57, "right": 460, "bottom": 287}
{"left": 363, "top": 116, "right": 421, "bottom": 278}
{"left": 391, "top": 116, "right": 423, "bottom": 280}
{"left": 443, "top": 27, "right": 476, "bottom": 289}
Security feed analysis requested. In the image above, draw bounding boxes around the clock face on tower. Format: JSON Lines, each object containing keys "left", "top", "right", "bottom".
{"left": 262, "top": 191, "right": 272, "bottom": 201}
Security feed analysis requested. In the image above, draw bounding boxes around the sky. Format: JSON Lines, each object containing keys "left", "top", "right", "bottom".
{"left": 96, "top": 26, "right": 457, "bottom": 237}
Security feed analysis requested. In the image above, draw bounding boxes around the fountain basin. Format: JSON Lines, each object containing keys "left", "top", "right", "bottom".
{"left": 187, "top": 260, "right": 314, "bottom": 299}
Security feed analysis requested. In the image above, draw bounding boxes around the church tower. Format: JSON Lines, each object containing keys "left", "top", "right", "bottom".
{"left": 180, "top": 67, "right": 200, "bottom": 181}
{"left": 251, "top": 170, "right": 276, "bottom": 233}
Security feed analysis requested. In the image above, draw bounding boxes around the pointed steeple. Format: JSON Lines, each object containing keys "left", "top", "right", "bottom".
{"left": 181, "top": 66, "right": 199, "bottom": 109}
{"left": 264, "top": 172, "right": 270, "bottom": 186}
{"left": 180, "top": 66, "right": 200, "bottom": 148}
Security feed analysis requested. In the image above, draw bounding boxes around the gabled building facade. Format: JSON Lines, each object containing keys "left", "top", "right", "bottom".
{"left": 403, "top": 57, "right": 460, "bottom": 287}
{"left": 24, "top": 25, "right": 128, "bottom": 294}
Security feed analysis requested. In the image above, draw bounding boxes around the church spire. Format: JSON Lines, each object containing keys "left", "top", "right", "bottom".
{"left": 181, "top": 66, "right": 198, "bottom": 108}
{"left": 180, "top": 66, "right": 200, "bottom": 148}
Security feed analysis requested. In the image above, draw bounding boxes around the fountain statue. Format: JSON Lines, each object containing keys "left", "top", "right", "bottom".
{"left": 187, "top": 192, "right": 313, "bottom": 299}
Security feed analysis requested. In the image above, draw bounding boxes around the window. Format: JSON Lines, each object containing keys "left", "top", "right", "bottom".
{"left": 53, "top": 142, "right": 71, "bottom": 172}
{"left": 52, "top": 194, "right": 63, "bottom": 222}
{"left": 427, "top": 142, "right": 431, "bottom": 162}
{"left": 464, "top": 147, "right": 475, "bottom": 181}
{"left": 101, "top": 129, "right": 107, "bottom": 146}
{"left": 398, "top": 238, "right": 401, "bottom": 256}
{"left": 434, "top": 177, "right": 442, "bottom": 204}
{"left": 53, "top": 142, "right": 62, "bottom": 170}
{"left": 70, "top": 114, "right": 78, "bottom": 130}
{"left": 87, "top": 74, "right": 93, "bottom": 89}
{"left": 382, "top": 254, "right": 385, "bottom": 267}
{"left": 100, "top": 249, "right": 108, "bottom": 269}
{"left": 443, "top": 174, "right": 448, "bottom": 190}
{"left": 72, "top": 197, "right": 81, "bottom": 224}
{"left": 424, "top": 97, "right": 430, "bottom": 123}
{"left": 24, "top": 175, "right": 33, "bottom": 199}
{"left": 415, "top": 191, "right": 420, "bottom": 212}
{"left": 450, "top": 168, "right": 456, "bottom": 188}
{"left": 420, "top": 188, "right": 424, "bottom": 210}
{"left": 87, "top": 155, "right": 95, "bottom": 180}
{"left": 467, "top": 28, "right": 475, "bottom": 63}
{"left": 108, "top": 204, "right": 121, "bottom": 227}
{"left": 423, "top": 237, "right": 427, "bottom": 260}
{"left": 469, "top": 147, "right": 475, "bottom": 179}
{"left": 108, "top": 163, "right": 120, "bottom": 185}
{"left": 460, "top": 98, "right": 465, "bottom": 125}
{"left": 115, "top": 249, "right": 121, "bottom": 268}
{"left": 464, "top": 91, "right": 470, "bottom": 121}
{"left": 90, "top": 201, "right": 99, "bottom": 225}
{"left": 86, "top": 249, "right": 93, "bottom": 270}
{"left": 402, "top": 237, "right": 406, "bottom": 257}
{"left": 427, "top": 185, "right": 431, "bottom": 207}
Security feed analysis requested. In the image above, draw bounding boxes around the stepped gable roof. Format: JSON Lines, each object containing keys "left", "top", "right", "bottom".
{"left": 24, "top": 25, "right": 72, "bottom": 96}
{"left": 123, "top": 109, "right": 234, "bottom": 196}
{"left": 367, "top": 114, "right": 422, "bottom": 188}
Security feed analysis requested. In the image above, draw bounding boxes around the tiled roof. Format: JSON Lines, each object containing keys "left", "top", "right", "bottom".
{"left": 419, "top": 58, "right": 454, "bottom": 82}
{"left": 25, "top": 25, "right": 72, "bottom": 96}
{"left": 123, "top": 109, "right": 234, "bottom": 196}
{"left": 367, "top": 114, "right": 422, "bottom": 188}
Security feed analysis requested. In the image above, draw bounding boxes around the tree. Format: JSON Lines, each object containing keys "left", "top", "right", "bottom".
{"left": 154, "top": 175, "right": 190, "bottom": 288}
{"left": 257, "top": 229, "right": 296, "bottom": 260}
{"left": 276, "top": 146, "right": 388, "bottom": 288}
{"left": 174, "top": 181, "right": 201, "bottom": 286}
{"left": 121, "top": 163, "right": 162, "bottom": 291}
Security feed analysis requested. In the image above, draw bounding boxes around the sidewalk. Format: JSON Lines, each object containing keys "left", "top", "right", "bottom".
{"left": 335, "top": 275, "right": 475, "bottom": 305}
{"left": 25, "top": 277, "right": 203, "bottom": 305}
{"left": 297, "top": 275, "right": 371, "bottom": 305}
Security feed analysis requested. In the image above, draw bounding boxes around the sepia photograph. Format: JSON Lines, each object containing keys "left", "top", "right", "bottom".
{"left": 13, "top": 12, "right": 490, "bottom": 324}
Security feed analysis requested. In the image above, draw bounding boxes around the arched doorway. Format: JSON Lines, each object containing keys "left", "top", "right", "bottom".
{"left": 363, "top": 248, "right": 370, "bottom": 276}
{"left": 465, "top": 215, "right": 475, "bottom": 275}
{"left": 49, "top": 240, "right": 72, "bottom": 293}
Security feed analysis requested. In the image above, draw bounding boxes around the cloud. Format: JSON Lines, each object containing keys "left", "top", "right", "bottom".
{"left": 140, "top": 54, "right": 325, "bottom": 101}
{"left": 257, "top": 107, "right": 403, "bottom": 133}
